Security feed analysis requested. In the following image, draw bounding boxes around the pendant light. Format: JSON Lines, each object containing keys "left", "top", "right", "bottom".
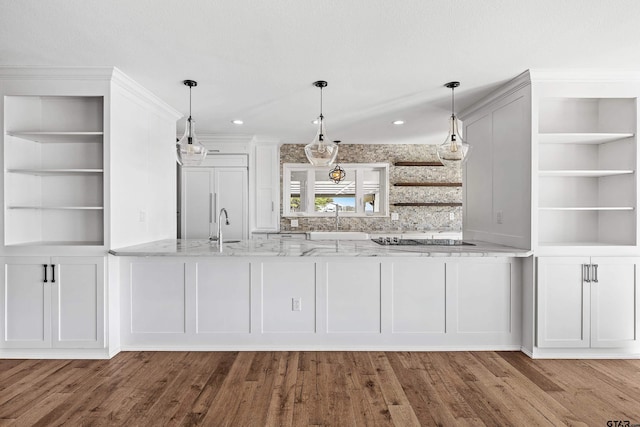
{"left": 437, "top": 81, "right": 471, "bottom": 165}
{"left": 176, "top": 79, "right": 207, "bottom": 166}
{"left": 328, "top": 141, "right": 346, "bottom": 183}
{"left": 305, "top": 80, "right": 338, "bottom": 166}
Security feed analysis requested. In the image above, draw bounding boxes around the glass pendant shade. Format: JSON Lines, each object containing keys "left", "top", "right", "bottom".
{"left": 305, "top": 116, "right": 338, "bottom": 166}
{"left": 176, "top": 79, "right": 207, "bottom": 166}
{"left": 436, "top": 81, "right": 471, "bottom": 165}
{"left": 436, "top": 114, "right": 471, "bottom": 165}
{"left": 305, "top": 80, "right": 338, "bottom": 166}
{"left": 176, "top": 117, "right": 207, "bottom": 166}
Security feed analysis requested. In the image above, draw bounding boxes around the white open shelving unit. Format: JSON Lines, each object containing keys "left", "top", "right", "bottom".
{"left": 536, "top": 97, "right": 637, "bottom": 249}
{"left": 3, "top": 96, "right": 105, "bottom": 247}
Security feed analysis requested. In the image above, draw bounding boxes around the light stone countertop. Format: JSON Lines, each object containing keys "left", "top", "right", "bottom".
{"left": 109, "top": 239, "right": 532, "bottom": 257}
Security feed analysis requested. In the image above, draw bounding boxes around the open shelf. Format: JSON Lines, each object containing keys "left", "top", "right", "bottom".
{"left": 4, "top": 96, "right": 105, "bottom": 247}
{"left": 538, "top": 206, "right": 634, "bottom": 211}
{"left": 7, "top": 169, "right": 104, "bottom": 175}
{"left": 392, "top": 202, "right": 462, "bottom": 207}
{"left": 539, "top": 170, "right": 634, "bottom": 177}
{"left": 536, "top": 97, "right": 637, "bottom": 249}
{"left": 394, "top": 161, "right": 444, "bottom": 167}
{"left": 6, "top": 131, "right": 104, "bottom": 143}
{"left": 8, "top": 206, "right": 104, "bottom": 210}
{"left": 394, "top": 182, "right": 462, "bottom": 187}
{"left": 8, "top": 240, "right": 104, "bottom": 247}
{"left": 538, "top": 133, "right": 634, "bottom": 145}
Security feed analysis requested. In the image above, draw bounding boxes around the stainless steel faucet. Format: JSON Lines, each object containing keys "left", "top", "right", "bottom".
{"left": 209, "top": 208, "right": 229, "bottom": 244}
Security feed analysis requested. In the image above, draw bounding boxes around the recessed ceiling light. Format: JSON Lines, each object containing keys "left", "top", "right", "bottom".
{"left": 231, "top": 119, "right": 244, "bottom": 125}
{"left": 392, "top": 120, "right": 405, "bottom": 125}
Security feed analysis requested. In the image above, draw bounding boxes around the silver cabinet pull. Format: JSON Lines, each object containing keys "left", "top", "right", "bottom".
{"left": 209, "top": 193, "right": 213, "bottom": 223}
{"left": 583, "top": 264, "right": 591, "bottom": 282}
{"left": 271, "top": 201, "right": 274, "bottom": 212}
{"left": 592, "top": 264, "right": 598, "bottom": 283}
{"left": 43, "top": 264, "right": 48, "bottom": 283}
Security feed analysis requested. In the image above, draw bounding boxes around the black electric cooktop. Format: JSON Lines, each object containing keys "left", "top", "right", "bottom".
{"left": 372, "top": 238, "right": 475, "bottom": 246}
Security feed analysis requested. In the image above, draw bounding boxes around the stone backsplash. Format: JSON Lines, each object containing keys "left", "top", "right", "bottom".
{"left": 279, "top": 144, "right": 463, "bottom": 232}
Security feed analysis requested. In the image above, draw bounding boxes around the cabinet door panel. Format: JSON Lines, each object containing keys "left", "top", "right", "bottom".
{"left": 181, "top": 169, "right": 213, "bottom": 239}
{"left": 196, "top": 261, "right": 251, "bottom": 333}
{"left": 214, "top": 168, "right": 248, "bottom": 240}
{"left": 326, "top": 261, "right": 381, "bottom": 333}
{"left": 0, "top": 257, "right": 51, "bottom": 348}
{"left": 537, "top": 257, "right": 590, "bottom": 348}
{"left": 51, "top": 257, "right": 105, "bottom": 348}
{"left": 591, "top": 258, "right": 638, "bottom": 348}
{"left": 131, "top": 262, "right": 185, "bottom": 333}
{"left": 391, "top": 261, "right": 446, "bottom": 333}
{"left": 456, "top": 261, "right": 512, "bottom": 333}
{"left": 255, "top": 144, "right": 279, "bottom": 231}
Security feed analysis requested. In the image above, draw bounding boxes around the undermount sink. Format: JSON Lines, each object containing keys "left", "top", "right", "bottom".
{"left": 306, "top": 231, "right": 370, "bottom": 240}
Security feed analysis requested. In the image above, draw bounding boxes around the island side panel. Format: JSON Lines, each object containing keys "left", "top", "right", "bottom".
{"left": 117, "top": 256, "right": 522, "bottom": 350}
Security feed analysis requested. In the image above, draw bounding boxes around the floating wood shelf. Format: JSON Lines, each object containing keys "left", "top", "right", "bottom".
{"left": 394, "top": 182, "right": 462, "bottom": 187}
{"left": 394, "top": 161, "right": 444, "bottom": 167}
{"left": 392, "top": 202, "right": 462, "bottom": 207}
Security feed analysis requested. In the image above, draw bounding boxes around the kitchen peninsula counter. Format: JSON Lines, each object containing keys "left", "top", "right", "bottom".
{"left": 109, "top": 238, "right": 532, "bottom": 257}
{"left": 111, "top": 238, "right": 530, "bottom": 352}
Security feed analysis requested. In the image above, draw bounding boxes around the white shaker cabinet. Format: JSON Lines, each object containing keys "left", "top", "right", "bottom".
{"left": 252, "top": 142, "right": 280, "bottom": 232}
{"left": 0, "top": 256, "right": 105, "bottom": 349}
{"left": 537, "top": 256, "right": 638, "bottom": 349}
{"left": 180, "top": 163, "right": 248, "bottom": 240}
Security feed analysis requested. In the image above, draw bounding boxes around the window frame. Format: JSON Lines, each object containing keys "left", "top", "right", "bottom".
{"left": 282, "top": 162, "right": 389, "bottom": 217}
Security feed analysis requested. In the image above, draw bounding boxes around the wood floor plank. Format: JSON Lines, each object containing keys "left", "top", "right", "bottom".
{"left": 199, "top": 351, "right": 256, "bottom": 426}
{"left": 264, "top": 351, "right": 299, "bottom": 427}
{"left": 1, "top": 351, "right": 640, "bottom": 426}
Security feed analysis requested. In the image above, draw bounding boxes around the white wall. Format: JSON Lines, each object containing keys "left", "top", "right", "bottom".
{"left": 109, "top": 84, "right": 179, "bottom": 248}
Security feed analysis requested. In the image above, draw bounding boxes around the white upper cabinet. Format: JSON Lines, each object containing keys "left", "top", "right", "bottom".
{"left": 252, "top": 142, "right": 280, "bottom": 232}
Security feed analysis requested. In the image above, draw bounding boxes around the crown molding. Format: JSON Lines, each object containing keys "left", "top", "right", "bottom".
{"left": 0, "top": 66, "right": 181, "bottom": 120}
{"left": 0, "top": 65, "right": 116, "bottom": 80}
{"left": 459, "top": 70, "right": 531, "bottom": 120}
{"left": 528, "top": 68, "right": 640, "bottom": 82}
{"left": 111, "top": 67, "right": 181, "bottom": 120}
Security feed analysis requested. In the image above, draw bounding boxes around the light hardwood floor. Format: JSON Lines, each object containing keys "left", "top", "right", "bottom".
{"left": 0, "top": 351, "right": 639, "bottom": 426}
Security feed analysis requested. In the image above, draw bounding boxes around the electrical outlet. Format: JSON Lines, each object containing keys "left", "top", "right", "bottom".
{"left": 139, "top": 210, "right": 146, "bottom": 222}
{"left": 292, "top": 297, "right": 302, "bottom": 311}
{"left": 496, "top": 210, "right": 503, "bottom": 224}
{"left": 449, "top": 212, "right": 455, "bottom": 221}
{"left": 391, "top": 212, "right": 399, "bottom": 221}
{"left": 291, "top": 219, "right": 299, "bottom": 228}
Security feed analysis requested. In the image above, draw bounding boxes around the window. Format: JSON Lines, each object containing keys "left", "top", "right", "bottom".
{"left": 283, "top": 163, "right": 389, "bottom": 217}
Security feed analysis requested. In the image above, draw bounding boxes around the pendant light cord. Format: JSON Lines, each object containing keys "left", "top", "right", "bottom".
{"left": 319, "top": 85, "right": 324, "bottom": 120}
{"left": 189, "top": 85, "right": 193, "bottom": 120}
{"left": 451, "top": 86, "right": 455, "bottom": 118}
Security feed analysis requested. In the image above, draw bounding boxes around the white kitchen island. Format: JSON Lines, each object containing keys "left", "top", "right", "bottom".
{"left": 110, "top": 239, "right": 531, "bottom": 352}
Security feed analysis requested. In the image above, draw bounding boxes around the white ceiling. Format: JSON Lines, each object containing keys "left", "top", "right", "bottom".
{"left": 1, "top": 0, "right": 640, "bottom": 145}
